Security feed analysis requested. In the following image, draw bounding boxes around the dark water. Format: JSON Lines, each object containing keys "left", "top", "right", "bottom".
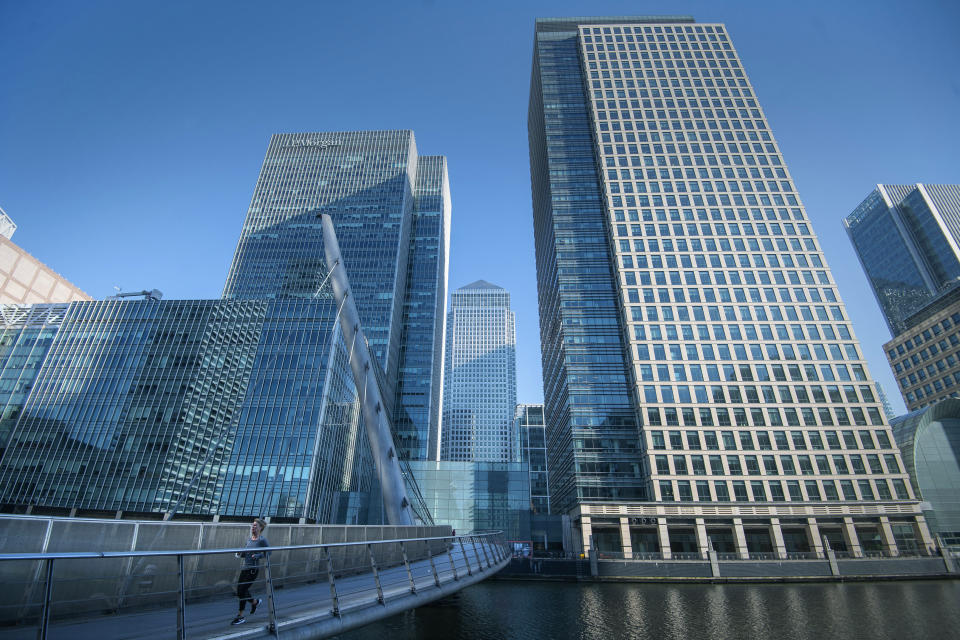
{"left": 336, "top": 579, "right": 960, "bottom": 640}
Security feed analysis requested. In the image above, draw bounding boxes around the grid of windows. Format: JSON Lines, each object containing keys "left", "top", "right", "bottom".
{"left": 576, "top": 21, "right": 913, "bottom": 505}
{"left": 441, "top": 282, "right": 517, "bottom": 462}
{"left": 886, "top": 293, "right": 960, "bottom": 411}
{"left": 530, "top": 18, "right": 921, "bottom": 534}
{"left": 580, "top": 25, "right": 910, "bottom": 502}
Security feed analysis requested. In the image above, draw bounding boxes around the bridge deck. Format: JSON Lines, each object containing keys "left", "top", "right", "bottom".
{"left": 1, "top": 541, "right": 508, "bottom": 639}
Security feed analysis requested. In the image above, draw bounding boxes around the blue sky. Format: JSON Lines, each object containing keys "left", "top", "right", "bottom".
{"left": 1, "top": 0, "right": 958, "bottom": 412}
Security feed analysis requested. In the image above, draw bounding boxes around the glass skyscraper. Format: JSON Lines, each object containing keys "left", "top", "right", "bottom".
{"left": 845, "top": 184, "right": 960, "bottom": 336}
{"left": 0, "top": 130, "right": 449, "bottom": 523}
{"left": 441, "top": 281, "right": 517, "bottom": 462}
{"left": 529, "top": 16, "right": 931, "bottom": 558}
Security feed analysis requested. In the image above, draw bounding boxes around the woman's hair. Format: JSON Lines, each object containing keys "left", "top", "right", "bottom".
{"left": 254, "top": 517, "right": 267, "bottom": 531}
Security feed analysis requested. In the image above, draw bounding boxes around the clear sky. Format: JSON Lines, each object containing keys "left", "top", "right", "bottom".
{"left": 1, "top": 0, "right": 958, "bottom": 413}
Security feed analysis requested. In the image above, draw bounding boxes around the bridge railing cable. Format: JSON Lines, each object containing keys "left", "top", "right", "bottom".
{"left": 0, "top": 530, "right": 509, "bottom": 640}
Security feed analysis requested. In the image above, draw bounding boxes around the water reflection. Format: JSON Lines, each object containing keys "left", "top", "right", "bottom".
{"left": 335, "top": 580, "right": 960, "bottom": 640}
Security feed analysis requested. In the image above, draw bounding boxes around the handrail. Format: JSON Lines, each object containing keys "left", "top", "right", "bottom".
{"left": 0, "top": 531, "right": 504, "bottom": 562}
{"left": 4, "top": 530, "right": 510, "bottom": 640}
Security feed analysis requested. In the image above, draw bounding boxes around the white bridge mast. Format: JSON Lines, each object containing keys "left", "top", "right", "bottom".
{"left": 318, "top": 213, "right": 416, "bottom": 526}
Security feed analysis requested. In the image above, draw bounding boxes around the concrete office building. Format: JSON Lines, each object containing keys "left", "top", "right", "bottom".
{"left": 883, "top": 287, "right": 960, "bottom": 411}
{"left": 529, "top": 16, "right": 930, "bottom": 558}
{"left": 0, "top": 131, "right": 450, "bottom": 523}
{"left": 441, "top": 281, "right": 517, "bottom": 462}
{"left": 0, "top": 208, "right": 90, "bottom": 306}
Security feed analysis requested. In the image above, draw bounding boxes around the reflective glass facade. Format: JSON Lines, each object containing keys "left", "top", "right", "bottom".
{"left": 441, "top": 281, "right": 517, "bottom": 462}
{"left": 408, "top": 460, "right": 530, "bottom": 540}
{"left": 845, "top": 184, "right": 960, "bottom": 335}
{"left": 529, "top": 17, "right": 926, "bottom": 553}
{"left": 0, "top": 130, "right": 449, "bottom": 522}
{"left": 529, "top": 19, "right": 649, "bottom": 513}
{"left": 0, "top": 299, "right": 368, "bottom": 521}
{"left": 394, "top": 157, "right": 451, "bottom": 461}
{"left": 516, "top": 403, "right": 550, "bottom": 513}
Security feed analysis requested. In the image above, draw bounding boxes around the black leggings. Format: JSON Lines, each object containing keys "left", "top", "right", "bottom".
{"left": 237, "top": 568, "right": 259, "bottom": 609}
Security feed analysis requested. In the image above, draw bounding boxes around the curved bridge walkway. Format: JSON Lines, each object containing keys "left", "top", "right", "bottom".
{"left": 0, "top": 532, "right": 509, "bottom": 640}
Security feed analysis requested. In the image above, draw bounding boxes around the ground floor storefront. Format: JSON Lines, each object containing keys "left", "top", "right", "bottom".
{"left": 573, "top": 502, "right": 938, "bottom": 559}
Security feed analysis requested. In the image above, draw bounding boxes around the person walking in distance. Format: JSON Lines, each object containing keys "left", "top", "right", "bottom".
{"left": 231, "top": 518, "right": 269, "bottom": 626}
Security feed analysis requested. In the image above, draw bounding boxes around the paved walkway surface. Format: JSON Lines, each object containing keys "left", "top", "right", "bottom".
{"left": 1, "top": 543, "right": 502, "bottom": 639}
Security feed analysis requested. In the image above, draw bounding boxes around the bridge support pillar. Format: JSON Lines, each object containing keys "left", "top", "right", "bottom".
{"left": 842, "top": 517, "right": 863, "bottom": 558}
{"left": 657, "top": 518, "right": 671, "bottom": 559}
{"left": 732, "top": 518, "right": 749, "bottom": 560}
{"left": 580, "top": 517, "right": 593, "bottom": 557}
{"left": 619, "top": 517, "right": 632, "bottom": 559}
{"left": 807, "top": 518, "right": 825, "bottom": 559}
{"left": 878, "top": 516, "right": 899, "bottom": 556}
{"left": 769, "top": 518, "right": 787, "bottom": 559}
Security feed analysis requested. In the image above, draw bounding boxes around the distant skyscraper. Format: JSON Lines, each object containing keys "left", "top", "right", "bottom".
{"left": 0, "top": 130, "right": 449, "bottom": 522}
{"left": 845, "top": 184, "right": 960, "bottom": 411}
{"left": 530, "top": 16, "right": 930, "bottom": 557}
{"left": 845, "top": 184, "right": 960, "bottom": 336}
{"left": 441, "top": 281, "right": 517, "bottom": 462}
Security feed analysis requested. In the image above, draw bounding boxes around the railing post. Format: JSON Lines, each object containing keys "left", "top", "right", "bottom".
{"left": 458, "top": 537, "right": 473, "bottom": 576}
{"left": 427, "top": 545, "right": 441, "bottom": 587}
{"left": 176, "top": 554, "right": 186, "bottom": 640}
{"left": 478, "top": 536, "right": 492, "bottom": 568}
{"left": 323, "top": 547, "right": 340, "bottom": 617}
{"left": 446, "top": 538, "right": 460, "bottom": 581}
{"left": 470, "top": 536, "right": 485, "bottom": 570}
{"left": 263, "top": 552, "right": 279, "bottom": 636}
{"left": 400, "top": 541, "right": 416, "bottom": 594}
{"left": 367, "top": 544, "right": 384, "bottom": 604}
{"left": 39, "top": 557, "right": 54, "bottom": 640}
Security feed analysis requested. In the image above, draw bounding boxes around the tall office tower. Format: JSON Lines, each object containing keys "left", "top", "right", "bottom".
{"left": 441, "top": 281, "right": 517, "bottom": 462}
{"left": 845, "top": 184, "right": 960, "bottom": 336}
{"left": 516, "top": 404, "right": 550, "bottom": 513}
{"left": 395, "top": 157, "right": 452, "bottom": 461}
{"left": 0, "top": 131, "right": 449, "bottom": 522}
{"left": 529, "top": 17, "right": 930, "bottom": 557}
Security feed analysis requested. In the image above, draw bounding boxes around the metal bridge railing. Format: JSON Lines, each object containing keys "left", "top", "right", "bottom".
{"left": 0, "top": 531, "right": 509, "bottom": 639}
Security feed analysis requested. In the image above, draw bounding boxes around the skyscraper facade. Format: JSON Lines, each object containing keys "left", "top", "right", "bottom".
{"left": 529, "top": 16, "right": 930, "bottom": 557}
{"left": 441, "top": 281, "right": 517, "bottom": 462}
{"left": 0, "top": 130, "right": 449, "bottom": 523}
{"left": 845, "top": 184, "right": 960, "bottom": 336}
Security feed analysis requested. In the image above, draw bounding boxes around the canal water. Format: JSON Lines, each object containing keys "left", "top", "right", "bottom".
{"left": 336, "top": 579, "right": 960, "bottom": 639}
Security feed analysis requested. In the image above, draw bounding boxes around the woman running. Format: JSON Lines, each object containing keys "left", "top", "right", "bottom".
{"left": 231, "top": 518, "right": 269, "bottom": 626}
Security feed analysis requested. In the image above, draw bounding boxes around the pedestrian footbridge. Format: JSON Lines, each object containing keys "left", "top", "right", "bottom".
{"left": 0, "top": 527, "right": 509, "bottom": 639}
